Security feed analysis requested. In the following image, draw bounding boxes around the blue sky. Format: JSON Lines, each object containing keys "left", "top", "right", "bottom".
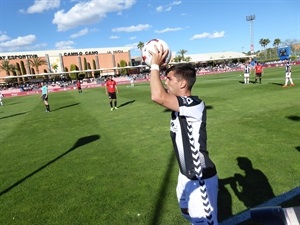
{"left": 0, "top": 0, "right": 299, "bottom": 57}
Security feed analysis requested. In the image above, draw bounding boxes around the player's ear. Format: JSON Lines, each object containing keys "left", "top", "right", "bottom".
{"left": 179, "top": 79, "right": 187, "bottom": 89}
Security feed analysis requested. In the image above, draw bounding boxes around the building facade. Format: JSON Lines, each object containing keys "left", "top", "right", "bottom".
{"left": 0, "top": 47, "right": 132, "bottom": 83}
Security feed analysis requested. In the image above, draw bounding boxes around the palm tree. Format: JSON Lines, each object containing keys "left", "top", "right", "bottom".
{"left": 178, "top": 49, "right": 187, "bottom": 61}
{"left": 137, "top": 41, "right": 144, "bottom": 64}
{"left": 259, "top": 38, "right": 267, "bottom": 50}
{"left": 0, "top": 60, "right": 13, "bottom": 75}
{"left": 28, "top": 57, "right": 48, "bottom": 75}
{"left": 264, "top": 39, "right": 270, "bottom": 49}
{"left": 273, "top": 38, "right": 281, "bottom": 48}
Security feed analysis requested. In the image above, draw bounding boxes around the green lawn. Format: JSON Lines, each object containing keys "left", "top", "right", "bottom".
{"left": 0, "top": 65, "right": 299, "bottom": 225}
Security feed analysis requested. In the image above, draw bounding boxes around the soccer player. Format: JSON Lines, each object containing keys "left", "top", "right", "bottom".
{"left": 254, "top": 61, "right": 263, "bottom": 84}
{"left": 243, "top": 61, "right": 251, "bottom": 85}
{"left": 283, "top": 59, "right": 295, "bottom": 87}
{"left": 76, "top": 80, "right": 82, "bottom": 94}
{"left": 40, "top": 82, "right": 50, "bottom": 112}
{"left": 0, "top": 92, "right": 4, "bottom": 106}
{"left": 105, "top": 76, "right": 118, "bottom": 111}
{"left": 149, "top": 47, "right": 218, "bottom": 225}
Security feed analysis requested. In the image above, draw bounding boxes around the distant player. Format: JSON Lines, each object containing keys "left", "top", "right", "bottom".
{"left": 243, "top": 61, "right": 251, "bottom": 85}
{"left": 283, "top": 60, "right": 294, "bottom": 87}
{"left": 76, "top": 80, "right": 82, "bottom": 94}
{"left": 0, "top": 92, "right": 4, "bottom": 106}
{"left": 254, "top": 62, "right": 263, "bottom": 84}
{"left": 105, "top": 76, "right": 118, "bottom": 111}
{"left": 40, "top": 82, "right": 50, "bottom": 112}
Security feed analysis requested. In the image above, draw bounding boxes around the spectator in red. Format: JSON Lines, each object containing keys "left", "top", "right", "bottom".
{"left": 105, "top": 76, "right": 118, "bottom": 111}
{"left": 254, "top": 62, "right": 263, "bottom": 84}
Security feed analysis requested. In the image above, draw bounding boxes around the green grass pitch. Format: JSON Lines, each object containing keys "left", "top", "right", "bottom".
{"left": 0, "top": 65, "right": 299, "bottom": 225}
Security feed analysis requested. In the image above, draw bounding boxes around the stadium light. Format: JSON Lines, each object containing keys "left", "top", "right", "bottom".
{"left": 246, "top": 14, "right": 255, "bottom": 54}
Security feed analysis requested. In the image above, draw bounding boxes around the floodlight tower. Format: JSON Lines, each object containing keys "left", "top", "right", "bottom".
{"left": 246, "top": 14, "right": 255, "bottom": 54}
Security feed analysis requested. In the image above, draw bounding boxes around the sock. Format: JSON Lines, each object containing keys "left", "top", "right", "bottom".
{"left": 110, "top": 102, "right": 113, "bottom": 108}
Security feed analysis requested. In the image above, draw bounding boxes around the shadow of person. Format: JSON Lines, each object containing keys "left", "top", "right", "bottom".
{"left": 230, "top": 157, "right": 275, "bottom": 209}
{"left": 0, "top": 135, "right": 100, "bottom": 197}
{"left": 218, "top": 178, "right": 233, "bottom": 221}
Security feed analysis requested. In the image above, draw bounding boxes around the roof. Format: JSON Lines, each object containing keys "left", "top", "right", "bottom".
{"left": 185, "top": 51, "right": 253, "bottom": 62}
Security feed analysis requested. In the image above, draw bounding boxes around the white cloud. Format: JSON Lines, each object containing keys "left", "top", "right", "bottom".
{"left": 110, "top": 35, "right": 120, "bottom": 39}
{"left": 112, "top": 24, "right": 151, "bottom": 32}
{"left": 129, "top": 36, "right": 136, "bottom": 40}
{"left": 70, "top": 28, "right": 89, "bottom": 39}
{"left": 155, "top": 27, "right": 182, "bottom": 33}
{"left": 53, "top": 0, "right": 137, "bottom": 32}
{"left": 190, "top": 31, "right": 225, "bottom": 40}
{"left": 0, "top": 34, "right": 10, "bottom": 42}
{"left": 23, "top": 0, "right": 60, "bottom": 14}
{"left": 156, "top": 1, "right": 181, "bottom": 12}
{"left": 0, "top": 35, "right": 37, "bottom": 52}
{"left": 55, "top": 40, "right": 75, "bottom": 49}
{"left": 0, "top": 35, "right": 36, "bottom": 48}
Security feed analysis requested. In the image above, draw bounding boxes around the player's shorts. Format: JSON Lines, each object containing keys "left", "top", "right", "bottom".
{"left": 42, "top": 94, "right": 48, "bottom": 101}
{"left": 244, "top": 73, "right": 250, "bottom": 78}
{"left": 77, "top": 87, "right": 81, "bottom": 90}
{"left": 285, "top": 72, "right": 291, "bottom": 78}
{"left": 108, "top": 92, "right": 116, "bottom": 99}
{"left": 176, "top": 171, "right": 219, "bottom": 224}
{"left": 256, "top": 73, "right": 262, "bottom": 77}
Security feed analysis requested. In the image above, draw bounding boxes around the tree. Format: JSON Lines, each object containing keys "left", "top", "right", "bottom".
{"left": 273, "top": 38, "right": 281, "bottom": 47}
{"left": 28, "top": 57, "right": 48, "bottom": 74}
{"left": 0, "top": 60, "right": 14, "bottom": 75}
{"left": 137, "top": 41, "right": 144, "bottom": 64}
{"left": 178, "top": 49, "right": 187, "bottom": 61}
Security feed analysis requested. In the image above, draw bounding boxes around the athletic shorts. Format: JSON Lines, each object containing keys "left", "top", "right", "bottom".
{"left": 285, "top": 72, "right": 291, "bottom": 78}
{"left": 176, "top": 171, "right": 219, "bottom": 224}
{"left": 256, "top": 73, "right": 262, "bottom": 77}
{"left": 244, "top": 73, "right": 250, "bottom": 78}
{"left": 108, "top": 92, "right": 117, "bottom": 99}
{"left": 42, "top": 94, "right": 48, "bottom": 101}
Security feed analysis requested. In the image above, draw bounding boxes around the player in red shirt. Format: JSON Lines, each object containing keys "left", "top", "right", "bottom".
{"left": 76, "top": 80, "right": 82, "bottom": 94}
{"left": 105, "top": 76, "right": 118, "bottom": 111}
{"left": 254, "top": 62, "right": 263, "bottom": 84}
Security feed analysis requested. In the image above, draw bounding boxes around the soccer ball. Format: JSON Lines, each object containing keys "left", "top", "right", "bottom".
{"left": 142, "top": 39, "right": 171, "bottom": 67}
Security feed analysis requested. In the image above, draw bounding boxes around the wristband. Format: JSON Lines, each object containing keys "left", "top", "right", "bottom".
{"left": 150, "top": 64, "right": 159, "bottom": 71}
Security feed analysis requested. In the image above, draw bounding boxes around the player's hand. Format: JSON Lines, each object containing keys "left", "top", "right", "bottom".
{"left": 150, "top": 44, "right": 169, "bottom": 67}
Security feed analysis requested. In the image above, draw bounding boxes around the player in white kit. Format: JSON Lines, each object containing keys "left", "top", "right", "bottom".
{"left": 149, "top": 47, "right": 218, "bottom": 225}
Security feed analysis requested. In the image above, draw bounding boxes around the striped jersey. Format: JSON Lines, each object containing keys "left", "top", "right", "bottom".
{"left": 244, "top": 65, "right": 250, "bottom": 74}
{"left": 285, "top": 62, "right": 291, "bottom": 72}
{"left": 170, "top": 96, "right": 217, "bottom": 180}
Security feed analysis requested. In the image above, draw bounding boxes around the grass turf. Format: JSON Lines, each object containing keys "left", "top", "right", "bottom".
{"left": 0, "top": 65, "right": 299, "bottom": 225}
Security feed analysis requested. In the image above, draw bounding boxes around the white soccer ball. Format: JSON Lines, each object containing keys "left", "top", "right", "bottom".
{"left": 142, "top": 39, "right": 171, "bottom": 67}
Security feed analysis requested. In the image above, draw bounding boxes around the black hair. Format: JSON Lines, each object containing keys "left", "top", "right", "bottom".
{"left": 165, "top": 63, "right": 196, "bottom": 90}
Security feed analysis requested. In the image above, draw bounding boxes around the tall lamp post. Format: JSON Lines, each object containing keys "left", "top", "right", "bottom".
{"left": 246, "top": 14, "right": 255, "bottom": 54}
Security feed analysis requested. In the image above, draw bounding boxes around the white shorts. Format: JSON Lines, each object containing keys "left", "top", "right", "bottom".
{"left": 244, "top": 73, "right": 250, "bottom": 78}
{"left": 286, "top": 72, "right": 291, "bottom": 78}
{"left": 176, "top": 171, "right": 219, "bottom": 224}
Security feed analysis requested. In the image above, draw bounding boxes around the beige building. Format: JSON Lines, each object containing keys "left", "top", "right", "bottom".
{"left": 0, "top": 47, "right": 133, "bottom": 83}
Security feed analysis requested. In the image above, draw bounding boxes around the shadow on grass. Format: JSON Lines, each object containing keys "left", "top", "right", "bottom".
{"left": 118, "top": 100, "right": 135, "bottom": 108}
{"left": 218, "top": 157, "right": 275, "bottom": 223}
{"left": 296, "top": 146, "right": 300, "bottom": 152}
{"left": 0, "top": 134, "right": 100, "bottom": 197}
{"left": 149, "top": 150, "right": 177, "bottom": 225}
{"left": 287, "top": 115, "right": 300, "bottom": 121}
{"left": 51, "top": 102, "right": 80, "bottom": 111}
{"left": 0, "top": 112, "right": 28, "bottom": 120}
{"left": 8, "top": 102, "right": 22, "bottom": 106}
{"left": 270, "top": 82, "right": 283, "bottom": 86}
